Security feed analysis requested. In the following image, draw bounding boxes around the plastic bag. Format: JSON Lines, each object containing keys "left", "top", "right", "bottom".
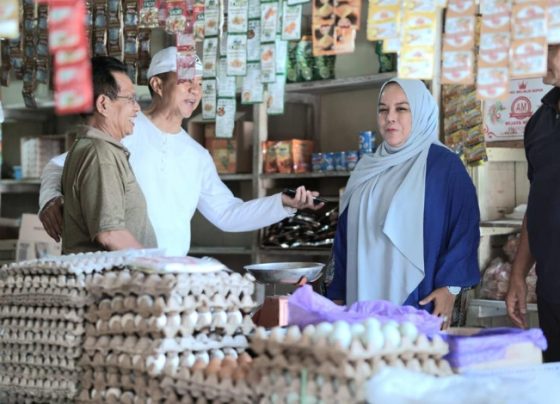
{"left": 287, "top": 285, "right": 442, "bottom": 336}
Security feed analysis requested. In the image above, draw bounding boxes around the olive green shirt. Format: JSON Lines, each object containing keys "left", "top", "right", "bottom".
{"left": 61, "top": 125, "right": 157, "bottom": 254}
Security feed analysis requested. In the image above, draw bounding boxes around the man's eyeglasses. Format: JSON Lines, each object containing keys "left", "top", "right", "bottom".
{"left": 114, "top": 94, "right": 139, "bottom": 104}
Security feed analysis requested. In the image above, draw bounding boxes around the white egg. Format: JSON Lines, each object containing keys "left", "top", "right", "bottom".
{"left": 270, "top": 327, "right": 287, "bottom": 343}
{"left": 385, "top": 319, "right": 399, "bottom": 328}
{"left": 313, "top": 322, "right": 334, "bottom": 342}
{"left": 350, "top": 323, "right": 365, "bottom": 337}
{"left": 255, "top": 327, "right": 268, "bottom": 339}
{"left": 302, "top": 324, "right": 316, "bottom": 338}
{"left": 286, "top": 326, "right": 302, "bottom": 343}
{"left": 363, "top": 317, "right": 381, "bottom": 331}
{"left": 382, "top": 323, "right": 402, "bottom": 349}
{"left": 400, "top": 321, "right": 419, "bottom": 341}
{"left": 329, "top": 321, "right": 352, "bottom": 348}
{"left": 196, "top": 352, "right": 210, "bottom": 365}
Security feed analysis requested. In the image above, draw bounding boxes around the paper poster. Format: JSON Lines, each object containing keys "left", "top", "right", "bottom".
{"left": 483, "top": 78, "right": 553, "bottom": 142}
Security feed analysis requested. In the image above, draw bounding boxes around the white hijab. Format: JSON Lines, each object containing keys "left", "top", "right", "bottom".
{"left": 340, "top": 79, "right": 441, "bottom": 305}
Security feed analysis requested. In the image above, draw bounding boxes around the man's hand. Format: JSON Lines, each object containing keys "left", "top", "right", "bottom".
{"left": 39, "top": 196, "right": 64, "bottom": 242}
{"left": 281, "top": 185, "right": 325, "bottom": 210}
{"left": 506, "top": 274, "right": 528, "bottom": 329}
{"left": 419, "top": 287, "right": 456, "bottom": 330}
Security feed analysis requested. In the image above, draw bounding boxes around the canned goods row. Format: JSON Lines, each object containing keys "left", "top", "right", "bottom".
{"left": 312, "top": 151, "right": 359, "bottom": 172}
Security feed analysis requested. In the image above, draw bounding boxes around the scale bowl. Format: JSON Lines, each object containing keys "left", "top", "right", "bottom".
{"left": 244, "top": 262, "right": 325, "bottom": 284}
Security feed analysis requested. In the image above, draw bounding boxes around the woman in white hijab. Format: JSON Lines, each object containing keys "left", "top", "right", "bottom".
{"left": 326, "top": 79, "right": 480, "bottom": 328}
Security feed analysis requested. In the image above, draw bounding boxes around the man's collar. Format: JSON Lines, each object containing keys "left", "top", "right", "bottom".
{"left": 76, "top": 125, "right": 130, "bottom": 157}
{"left": 542, "top": 87, "right": 560, "bottom": 107}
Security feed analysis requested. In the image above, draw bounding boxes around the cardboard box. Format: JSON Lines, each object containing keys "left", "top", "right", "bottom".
{"left": 16, "top": 214, "right": 61, "bottom": 261}
{"left": 189, "top": 121, "right": 254, "bottom": 174}
{"left": 20, "top": 136, "right": 65, "bottom": 179}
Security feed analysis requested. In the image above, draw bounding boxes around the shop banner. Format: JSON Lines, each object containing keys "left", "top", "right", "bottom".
{"left": 483, "top": 78, "right": 552, "bottom": 142}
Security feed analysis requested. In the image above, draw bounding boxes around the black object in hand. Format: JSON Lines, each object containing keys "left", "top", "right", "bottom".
{"left": 282, "top": 188, "right": 327, "bottom": 205}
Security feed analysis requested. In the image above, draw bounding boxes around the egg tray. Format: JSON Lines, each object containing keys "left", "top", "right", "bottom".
{"left": 1, "top": 318, "right": 85, "bottom": 335}
{"left": 78, "top": 357, "right": 254, "bottom": 404}
{"left": 0, "top": 351, "right": 81, "bottom": 372}
{"left": 80, "top": 349, "right": 248, "bottom": 378}
{"left": 0, "top": 369, "right": 79, "bottom": 401}
{"left": 251, "top": 327, "right": 448, "bottom": 363}
{"left": 0, "top": 328, "right": 84, "bottom": 348}
{"left": 86, "top": 293, "right": 257, "bottom": 322}
{"left": 0, "top": 305, "right": 85, "bottom": 322}
{"left": 0, "top": 366, "right": 79, "bottom": 382}
{"left": 0, "top": 249, "right": 159, "bottom": 277}
{"left": 87, "top": 270, "right": 256, "bottom": 300}
{"left": 252, "top": 354, "right": 452, "bottom": 382}
{"left": 83, "top": 334, "right": 249, "bottom": 356}
{"left": 86, "top": 310, "right": 255, "bottom": 339}
{"left": 0, "top": 392, "right": 73, "bottom": 404}
{"left": 76, "top": 386, "right": 178, "bottom": 404}
{"left": 0, "top": 274, "right": 87, "bottom": 290}
{"left": 0, "top": 287, "right": 91, "bottom": 307}
{"left": 0, "top": 343, "right": 82, "bottom": 358}
{"left": 253, "top": 369, "right": 359, "bottom": 404}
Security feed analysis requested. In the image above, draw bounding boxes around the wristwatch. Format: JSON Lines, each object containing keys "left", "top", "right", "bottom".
{"left": 447, "top": 286, "right": 461, "bottom": 295}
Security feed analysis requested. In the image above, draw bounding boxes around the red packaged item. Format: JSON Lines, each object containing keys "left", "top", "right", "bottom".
{"left": 48, "top": 1, "right": 88, "bottom": 53}
{"left": 166, "top": 0, "right": 188, "bottom": 33}
{"left": 291, "top": 139, "right": 313, "bottom": 173}
{"left": 54, "top": 47, "right": 93, "bottom": 115}
{"left": 139, "top": 0, "right": 160, "bottom": 28}
{"left": 262, "top": 141, "right": 277, "bottom": 173}
{"left": 176, "top": 32, "right": 196, "bottom": 82}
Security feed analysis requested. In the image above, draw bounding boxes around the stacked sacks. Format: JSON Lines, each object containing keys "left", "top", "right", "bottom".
{"left": 0, "top": 250, "right": 154, "bottom": 403}
{"left": 77, "top": 258, "right": 258, "bottom": 403}
{"left": 250, "top": 319, "right": 451, "bottom": 403}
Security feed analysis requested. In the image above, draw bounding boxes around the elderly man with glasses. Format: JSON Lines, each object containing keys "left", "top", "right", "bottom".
{"left": 40, "top": 47, "right": 322, "bottom": 256}
{"left": 61, "top": 56, "right": 157, "bottom": 253}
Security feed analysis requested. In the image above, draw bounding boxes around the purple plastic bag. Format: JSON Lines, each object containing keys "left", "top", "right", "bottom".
{"left": 287, "top": 285, "right": 443, "bottom": 336}
{"left": 441, "top": 327, "right": 547, "bottom": 368}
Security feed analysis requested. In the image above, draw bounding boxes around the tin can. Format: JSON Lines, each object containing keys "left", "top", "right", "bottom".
{"left": 334, "top": 151, "right": 347, "bottom": 171}
{"left": 346, "top": 150, "right": 359, "bottom": 170}
{"left": 312, "top": 152, "right": 323, "bottom": 172}
{"left": 359, "top": 131, "right": 373, "bottom": 154}
{"left": 322, "top": 152, "right": 335, "bottom": 172}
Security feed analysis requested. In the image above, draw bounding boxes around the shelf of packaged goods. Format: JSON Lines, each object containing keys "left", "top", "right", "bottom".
{"left": 0, "top": 179, "right": 41, "bottom": 193}
{"left": 480, "top": 219, "right": 522, "bottom": 236}
{"left": 258, "top": 247, "right": 332, "bottom": 257}
{"left": 285, "top": 72, "right": 396, "bottom": 94}
{"left": 467, "top": 298, "right": 537, "bottom": 319}
{"left": 189, "top": 246, "right": 253, "bottom": 256}
{"left": 260, "top": 171, "right": 351, "bottom": 180}
{"left": 218, "top": 173, "right": 253, "bottom": 181}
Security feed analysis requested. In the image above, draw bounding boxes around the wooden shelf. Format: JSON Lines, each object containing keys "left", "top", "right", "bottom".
{"left": 259, "top": 247, "right": 331, "bottom": 257}
{"left": 189, "top": 246, "right": 253, "bottom": 255}
{"left": 480, "top": 219, "right": 522, "bottom": 236}
{"left": 0, "top": 179, "right": 41, "bottom": 193}
{"left": 260, "top": 171, "right": 350, "bottom": 180}
{"left": 285, "top": 72, "right": 396, "bottom": 94}
{"left": 219, "top": 173, "right": 253, "bottom": 181}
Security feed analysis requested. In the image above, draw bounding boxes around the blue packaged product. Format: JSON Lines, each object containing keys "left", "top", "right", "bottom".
{"left": 322, "top": 152, "right": 335, "bottom": 172}
{"left": 334, "top": 151, "right": 347, "bottom": 171}
{"left": 346, "top": 150, "right": 359, "bottom": 170}
{"left": 359, "top": 131, "right": 373, "bottom": 153}
{"left": 312, "top": 152, "right": 323, "bottom": 172}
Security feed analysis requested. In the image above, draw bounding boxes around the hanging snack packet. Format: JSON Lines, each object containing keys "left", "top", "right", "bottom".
{"left": 215, "top": 97, "right": 236, "bottom": 138}
{"left": 54, "top": 51, "right": 93, "bottom": 115}
{"left": 247, "top": 19, "right": 261, "bottom": 61}
{"left": 261, "top": 1, "right": 279, "bottom": 42}
{"left": 202, "top": 78, "right": 217, "bottom": 119}
{"left": 177, "top": 32, "right": 197, "bottom": 82}
{"left": 266, "top": 73, "right": 286, "bottom": 115}
{"left": 205, "top": 0, "right": 220, "bottom": 36}
{"left": 241, "top": 62, "right": 264, "bottom": 104}
{"left": 228, "top": 0, "right": 249, "bottom": 33}
{"left": 260, "top": 42, "right": 276, "bottom": 82}
{"left": 48, "top": 1, "right": 88, "bottom": 53}
{"left": 282, "top": 2, "right": 302, "bottom": 40}
{"left": 227, "top": 34, "right": 247, "bottom": 75}
{"left": 139, "top": 0, "right": 160, "bottom": 28}
{"left": 0, "top": 0, "right": 19, "bottom": 39}
{"left": 166, "top": 0, "right": 188, "bottom": 33}
{"left": 203, "top": 36, "right": 219, "bottom": 77}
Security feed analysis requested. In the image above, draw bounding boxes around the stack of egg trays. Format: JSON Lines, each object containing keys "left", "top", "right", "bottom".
{"left": 0, "top": 250, "right": 153, "bottom": 403}
{"left": 78, "top": 267, "right": 259, "bottom": 402}
{"left": 249, "top": 320, "right": 453, "bottom": 403}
